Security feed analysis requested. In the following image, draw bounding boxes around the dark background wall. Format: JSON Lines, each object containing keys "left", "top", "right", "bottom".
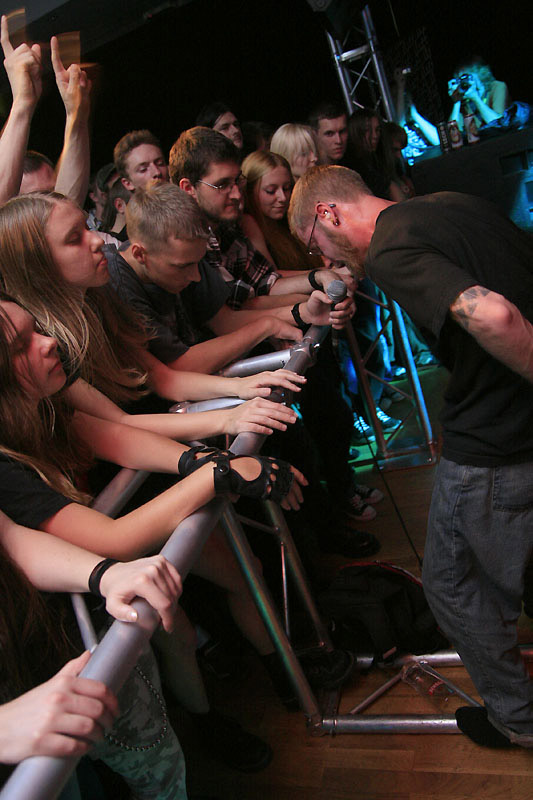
{"left": 3, "top": 0, "right": 532, "bottom": 169}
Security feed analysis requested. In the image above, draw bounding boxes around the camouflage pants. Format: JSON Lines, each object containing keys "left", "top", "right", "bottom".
{"left": 90, "top": 647, "right": 187, "bottom": 799}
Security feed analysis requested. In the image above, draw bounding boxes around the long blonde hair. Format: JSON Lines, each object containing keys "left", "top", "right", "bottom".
{"left": 241, "top": 150, "right": 321, "bottom": 270}
{"left": 0, "top": 193, "right": 148, "bottom": 404}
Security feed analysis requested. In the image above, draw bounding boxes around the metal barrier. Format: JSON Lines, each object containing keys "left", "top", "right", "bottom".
{"left": 8, "top": 312, "right": 518, "bottom": 799}
{"left": 0, "top": 320, "right": 333, "bottom": 800}
{"left": 343, "top": 292, "right": 438, "bottom": 469}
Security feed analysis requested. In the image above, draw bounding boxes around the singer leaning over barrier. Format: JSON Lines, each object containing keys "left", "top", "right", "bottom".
{"left": 288, "top": 163, "right": 533, "bottom": 749}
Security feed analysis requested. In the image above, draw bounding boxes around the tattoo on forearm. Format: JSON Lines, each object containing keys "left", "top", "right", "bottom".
{"left": 451, "top": 286, "right": 490, "bottom": 330}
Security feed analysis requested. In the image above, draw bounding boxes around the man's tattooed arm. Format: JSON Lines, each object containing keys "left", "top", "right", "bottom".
{"left": 449, "top": 284, "right": 533, "bottom": 381}
{"left": 450, "top": 285, "right": 490, "bottom": 331}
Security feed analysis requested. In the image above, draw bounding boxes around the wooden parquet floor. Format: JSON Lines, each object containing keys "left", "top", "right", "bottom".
{"left": 178, "top": 367, "right": 533, "bottom": 800}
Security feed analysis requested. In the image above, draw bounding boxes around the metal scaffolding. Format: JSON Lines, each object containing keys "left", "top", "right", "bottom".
{"left": 323, "top": 3, "right": 437, "bottom": 467}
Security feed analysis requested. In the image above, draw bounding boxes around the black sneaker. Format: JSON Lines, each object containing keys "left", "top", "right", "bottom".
{"left": 319, "top": 528, "right": 380, "bottom": 558}
{"left": 375, "top": 407, "right": 401, "bottom": 430}
{"left": 197, "top": 709, "right": 273, "bottom": 772}
{"left": 301, "top": 649, "right": 355, "bottom": 691}
{"left": 353, "top": 414, "right": 376, "bottom": 443}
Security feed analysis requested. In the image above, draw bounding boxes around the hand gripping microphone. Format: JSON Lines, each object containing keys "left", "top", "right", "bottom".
{"left": 326, "top": 278, "right": 348, "bottom": 309}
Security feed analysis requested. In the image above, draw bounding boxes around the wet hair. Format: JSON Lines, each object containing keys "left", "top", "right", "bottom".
{"left": 126, "top": 183, "right": 210, "bottom": 251}
{"left": 169, "top": 126, "right": 241, "bottom": 186}
{"left": 0, "top": 192, "right": 149, "bottom": 404}
{"left": 113, "top": 129, "right": 164, "bottom": 180}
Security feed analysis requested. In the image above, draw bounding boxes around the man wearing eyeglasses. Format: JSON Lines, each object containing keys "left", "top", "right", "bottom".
{"left": 167, "top": 127, "right": 387, "bottom": 540}
{"left": 170, "top": 126, "right": 356, "bottom": 312}
{"left": 288, "top": 163, "right": 533, "bottom": 751}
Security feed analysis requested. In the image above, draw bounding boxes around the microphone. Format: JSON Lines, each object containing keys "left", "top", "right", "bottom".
{"left": 326, "top": 279, "right": 348, "bottom": 309}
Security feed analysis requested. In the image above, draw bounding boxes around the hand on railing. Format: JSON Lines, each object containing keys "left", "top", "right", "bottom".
{"left": 0, "top": 651, "right": 117, "bottom": 764}
{"left": 99, "top": 555, "right": 182, "bottom": 632}
{"left": 234, "top": 369, "right": 306, "bottom": 399}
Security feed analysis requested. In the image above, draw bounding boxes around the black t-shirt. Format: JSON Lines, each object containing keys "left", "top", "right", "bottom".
{"left": 105, "top": 245, "right": 230, "bottom": 363}
{"left": 366, "top": 192, "right": 533, "bottom": 466}
{"left": 0, "top": 455, "right": 72, "bottom": 528}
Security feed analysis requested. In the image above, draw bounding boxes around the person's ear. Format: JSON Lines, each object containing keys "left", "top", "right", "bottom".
{"left": 130, "top": 242, "right": 146, "bottom": 264}
{"left": 316, "top": 201, "right": 340, "bottom": 226}
{"left": 121, "top": 176, "right": 135, "bottom": 192}
{"left": 179, "top": 177, "right": 197, "bottom": 198}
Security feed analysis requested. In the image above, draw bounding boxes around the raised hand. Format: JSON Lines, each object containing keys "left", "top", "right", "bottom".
{"left": 50, "top": 34, "right": 91, "bottom": 120}
{"left": 1, "top": 14, "right": 42, "bottom": 110}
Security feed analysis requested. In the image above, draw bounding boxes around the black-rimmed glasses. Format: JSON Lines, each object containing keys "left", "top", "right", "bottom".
{"left": 306, "top": 203, "right": 336, "bottom": 256}
{"left": 196, "top": 174, "right": 246, "bottom": 194}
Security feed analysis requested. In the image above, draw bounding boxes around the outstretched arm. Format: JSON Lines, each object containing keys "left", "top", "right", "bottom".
{"left": 0, "top": 510, "right": 181, "bottom": 631}
{"left": 139, "top": 349, "right": 305, "bottom": 401}
{"left": 0, "top": 14, "right": 42, "bottom": 201}
{"left": 450, "top": 285, "right": 533, "bottom": 381}
{"left": 27, "top": 409, "right": 305, "bottom": 558}
{"left": 168, "top": 315, "right": 302, "bottom": 373}
{"left": 66, "top": 376, "right": 301, "bottom": 439}
{"left": 51, "top": 36, "right": 91, "bottom": 205}
{"left": 268, "top": 265, "right": 356, "bottom": 297}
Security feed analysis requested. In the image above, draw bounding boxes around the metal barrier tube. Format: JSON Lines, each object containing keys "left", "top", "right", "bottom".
{"left": 323, "top": 714, "right": 459, "bottom": 734}
{"left": 389, "top": 300, "right": 434, "bottom": 446}
{"left": 220, "top": 506, "right": 321, "bottom": 722}
{"left": 262, "top": 500, "right": 333, "bottom": 651}
{"left": 1, "top": 323, "right": 331, "bottom": 800}
{"left": 220, "top": 348, "right": 292, "bottom": 377}
{"left": 1, "top": 498, "right": 225, "bottom": 800}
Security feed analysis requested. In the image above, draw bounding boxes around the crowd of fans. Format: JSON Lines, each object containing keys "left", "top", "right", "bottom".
{"left": 0, "top": 11, "right": 514, "bottom": 799}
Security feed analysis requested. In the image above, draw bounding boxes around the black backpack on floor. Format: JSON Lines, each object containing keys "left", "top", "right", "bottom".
{"left": 318, "top": 561, "right": 449, "bottom": 664}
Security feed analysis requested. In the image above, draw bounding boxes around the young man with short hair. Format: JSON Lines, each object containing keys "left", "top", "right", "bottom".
{"left": 106, "top": 182, "right": 383, "bottom": 549}
{"left": 289, "top": 163, "right": 533, "bottom": 749}
{"left": 308, "top": 101, "right": 349, "bottom": 166}
{"left": 167, "top": 128, "right": 384, "bottom": 535}
{"left": 114, "top": 129, "right": 169, "bottom": 192}
{"left": 168, "top": 126, "right": 356, "bottom": 310}
{"left": 106, "top": 182, "right": 343, "bottom": 374}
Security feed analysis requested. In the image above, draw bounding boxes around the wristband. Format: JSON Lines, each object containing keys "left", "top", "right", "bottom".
{"left": 307, "top": 269, "right": 321, "bottom": 291}
{"left": 88, "top": 558, "right": 119, "bottom": 598}
{"left": 291, "top": 303, "right": 309, "bottom": 332}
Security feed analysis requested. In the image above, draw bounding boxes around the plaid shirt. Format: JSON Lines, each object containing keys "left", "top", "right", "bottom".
{"left": 204, "top": 225, "right": 281, "bottom": 310}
